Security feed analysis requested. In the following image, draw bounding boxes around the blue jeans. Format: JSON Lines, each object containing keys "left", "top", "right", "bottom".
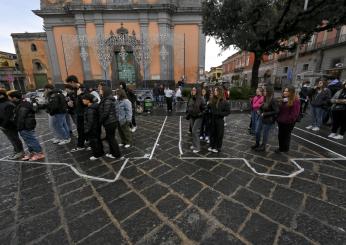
{"left": 52, "top": 113, "right": 70, "bottom": 140}
{"left": 311, "top": 106, "right": 323, "bottom": 128}
{"left": 255, "top": 118, "right": 274, "bottom": 146}
{"left": 251, "top": 110, "right": 260, "bottom": 134}
{"left": 20, "top": 130, "right": 42, "bottom": 153}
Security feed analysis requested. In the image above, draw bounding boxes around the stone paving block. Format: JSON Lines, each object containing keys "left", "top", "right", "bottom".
{"left": 0, "top": 229, "right": 14, "bottom": 244}
{"left": 211, "top": 164, "right": 233, "bottom": 177}
{"left": 174, "top": 207, "right": 212, "bottom": 242}
{"left": 149, "top": 164, "right": 172, "bottom": 178}
{"left": 213, "top": 178, "right": 239, "bottom": 196}
{"left": 171, "top": 177, "right": 203, "bottom": 199}
{"left": 137, "top": 225, "right": 181, "bottom": 245}
{"left": 192, "top": 188, "right": 220, "bottom": 212}
{"left": 17, "top": 209, "right": 61, "bottom": 244}
{"left": 194, "top": 159, "right": 218, "bottom": 170}
{"left": 295, "top": 213, "right": 346, "bottom": 244}
{"left": 21, "top": 174, "right": 51, "bottom": 190}
{"left": 0, "top": 209, "right": 15, "bottom": 231}
{"left": 277, "top": 229, "right": 312, "bottom": 245}
{"left": 290, "top": 178, "right": 322, "bottom": 198}
{"left": 97, "top": 180, "right": 130, "bottom": 203}
{"left": 20, "top": 183, "right": 54, "bottom": 201}
{"left": 158, "top": 169, "right": 186, "bottom": 185}
{"left": 326, "top": 187, "right": 346, "bottom": 208}
{"left": 78, "top": 223, "right": 126, "bottom": 245}
{"left": 156, "top": 194, "right": 188, "bottom": 219}
{"left": 60, "top": 186, "right": 94, "bottom": 207}
{"left": 57, "top": 179, "right": 87, "bottom": 195}
{"left": 121, "top": 165, "right": 142, "bottom": 180}
{"left": 164, "top": 157, "right": 185, "bottom": 168}
{"left": 212, "top": 199, "right": 249, "bottom": 231}
{"left": 192, "top": 169, "right": 220, "bottom": 187}
{"left": 319, "top": 174, "right": 346, "bottom": 191}
{"left": 201, "top": 229, "right": 246, "bottom": 245}
{"left": 233, "top": 187, "right": 263, "bottom": 210}
{"left": 177, "top": 162, "right": 200, "bottom": 175}
{"left": 259, "top": 199, "right": 295, "bottom": 227}
{"left": 319, "top": 165, "right": 346, "bottom": 179}
{"left": 64, "top": 196, "right": 100, "bottom": 222}
{"left": 140, "top": 184, "right": 169, "bottom": 203}
{"left": 271, "top": 185, "right": 304, "bottom": 209}
{"left": 122, "top": 208, "right": 162, "bottom": 243}
{"left": 38, "top": 228, "right": 70, "bottom": 245}
{"left": 0, "top": 192, "right": 16, "bottom": 212}
{"left": 253, "top": 157, "right": 276, "bottom": 168}
{"left": 226, "top": 169, "right": 254, "bottom": 186}
{"left": 240, "top": 213, "right": 278, "bottom": 245}
{"left": 107, "top": 192, "right": 145, "bottom": 222}
{"left": 131, "top": 174, "right": 156, "bottom": 190}
{"left": 248, "top": 177, "right": 275, "bottom": 197}
{"left": 54, "top": 171, "right": 80, "bottom": 187}
{"left": 304, "top": 196, "right": 346, "bottom": 230}
{"left": 19, "top": 193, "right": 56, "bottom": 221}
{"left": 139, "top": 159, "right": 162, "bottom": 172}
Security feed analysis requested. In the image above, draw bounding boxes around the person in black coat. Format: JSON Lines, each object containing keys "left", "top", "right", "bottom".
{"left": 82, "top": 93, "right": 104, "bottom": 160}
{"left": 208, "top": 86, "right": 231, "bottom": 153}
{"left": 8, "top": 91, "right": 44, "bottom": 161}
{"left": 99, "top": 86, "right": 121, "bottom": 159}
{"left": 0, "top": 90, "right": 24, "bottom": 159}
{"left": 71, "top": 84, "right": 87, "bottom": 152}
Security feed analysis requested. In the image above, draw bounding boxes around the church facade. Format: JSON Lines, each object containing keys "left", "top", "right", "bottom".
{"left": 34, "top": 0, "right": 206, "bottom": 85}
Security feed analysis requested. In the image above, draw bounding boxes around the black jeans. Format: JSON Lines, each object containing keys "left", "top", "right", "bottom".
{"left": 278, "top": 122, "right": 295, "bottom": 152}
{"left": 104, "top": 123, "right": 121, "bottom": 157}
{"left": 131, "top": 107, "right": 136, "bottom": 127}
{"left": 166, "top": 97, "right": 173, "bottom": 111}
{"left": 2, "top": 128, "right": 24, "bottom": 153}
{"left": 76, "top": 115, "right": 86, "bottom": 148}
{"left": 87, "top": 130, "right": 104, "bottom": 158}
{"left": 331, "top": 109, "right": 346, "bottom": 135}
{"left": 209, "top": 118, "right": 224, "bottom": 150}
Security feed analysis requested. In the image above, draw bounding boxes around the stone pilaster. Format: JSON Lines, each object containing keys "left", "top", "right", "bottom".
{"left": 44, "top": 26, "right": 62, "bottom": 83}
{"left": 198, "top": 24, "right": 206, "bottom": 81}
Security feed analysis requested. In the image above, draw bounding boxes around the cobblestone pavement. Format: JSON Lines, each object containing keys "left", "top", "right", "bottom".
{"left": 0, "top": 111, "right": 346, "bottom": 245}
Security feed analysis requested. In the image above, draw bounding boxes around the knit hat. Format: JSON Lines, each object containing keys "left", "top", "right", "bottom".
{"left": 7, "top": 90, "right": 22, "bottom": 100}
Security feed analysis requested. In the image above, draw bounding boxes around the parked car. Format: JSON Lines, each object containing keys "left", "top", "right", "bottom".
{"left": 25, "top": 90, "right": 47, "bottom": 111}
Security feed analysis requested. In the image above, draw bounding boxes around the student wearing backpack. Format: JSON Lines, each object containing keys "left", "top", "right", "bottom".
{"left": 276, "top": 86, "right": 300, "bottom": 153}
{"left": 116, "top": 89, "right": 133, "bottom": 148}
{"left": 99, "top": 86, "right": 121, "bottom": 159}
{"left": 0, "top": 90, "right": 24, "bottom": 159}
{"left": 120, "top": 82, "right": 137, "bottom": 132}
{"left": 8, "top": 91, "right": 44, "bottom": 161}
{"left": 83, "top": 93, "right": 104, "bottom": 160}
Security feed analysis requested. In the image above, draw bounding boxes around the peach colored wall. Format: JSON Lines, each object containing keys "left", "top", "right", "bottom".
{"left": 53, "top": 26, "right": 84, "bottom": 82}
{"left": 104, "top": 22, "right": 140, "bottom": 79}
{"left": 148, "top": 22, "right": 160, "bottom": 79}
{"left": 16, "top": 39, "right": 52, "bottom": 87}
{"left": 83, "top": 0, "right": 92, "bottom": 4}
{"left": 174, "top": 25, "right": 199, "bottom": 83}
{"left": 85, "top": 23, "right": 103, "bottom": 79}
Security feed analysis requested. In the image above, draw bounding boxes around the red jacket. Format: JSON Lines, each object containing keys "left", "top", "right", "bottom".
{"left": 277, "top": 99, "right": 300, "bottom": 124}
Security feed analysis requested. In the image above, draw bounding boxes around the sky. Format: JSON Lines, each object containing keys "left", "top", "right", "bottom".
{"left": 0, "top": 0, "right": 237, "bottom": 71}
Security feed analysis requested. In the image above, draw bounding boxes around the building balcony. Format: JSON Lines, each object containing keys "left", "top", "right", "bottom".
{"left": 278, "top": 34, "right": 346, "bottom": 61}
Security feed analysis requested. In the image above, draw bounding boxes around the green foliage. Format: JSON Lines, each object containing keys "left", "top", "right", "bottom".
{"left": 202, "top": 0, "right": 346, "bottom": 87}
{"left": 229, "top": 87, "right": 255, "bottom": 100}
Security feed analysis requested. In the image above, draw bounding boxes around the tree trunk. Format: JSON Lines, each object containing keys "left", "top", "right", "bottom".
{"left": 251, "top": 53, "right": 262, "bottom": 88}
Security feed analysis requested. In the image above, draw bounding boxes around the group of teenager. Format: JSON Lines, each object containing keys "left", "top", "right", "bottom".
{"left": 0, "top": 75, "right": 138, "bottom": 161}
{"left": 249, "top": 77, "right": 346, "bottom": 154}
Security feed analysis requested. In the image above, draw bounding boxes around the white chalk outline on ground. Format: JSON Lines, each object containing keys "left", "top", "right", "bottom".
{"left": 0, "top": 117, "right": 168, "bottom": 182}
{"left": 294, "top": 127, "right": 346, "bottom": 148}
{"left": 178, "top": 116, "right": 346, "bottom": 178}
{"left": 0, "top": 158, "right": 129, "bottom": 183}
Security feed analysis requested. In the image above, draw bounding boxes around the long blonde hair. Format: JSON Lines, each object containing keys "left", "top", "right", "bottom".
{"left": 286, "top": 86, "right": 297, "bottom": 107}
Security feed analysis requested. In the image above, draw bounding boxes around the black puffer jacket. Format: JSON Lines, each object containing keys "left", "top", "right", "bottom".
{"left": 46, "top": 89, "right": 67, "bottom": 115}
{"left": 208, "top": 99, "right": 231, "bottom": 119}
{"left": 14, "top": 100, "right": 36, "bottom": 131}
{"left": 0, "top": 99, "right": 16, "bottom": 130}
{"left": 66, "top": 90, "right": 77, "bottom": 115}
{"left": 99, "top": 87, "right": 117, "bottom": 126}
{"left": 84, "top": 103, "right": 100, "bottom": 135}
{"left": 187, "top": 96, "right": 206, "bottom": 118}
{"left": 258, "top": 98, "right": 279, "bottom": 124}
{"left": 120, "top": 82, "right": 137, "bottom": 105}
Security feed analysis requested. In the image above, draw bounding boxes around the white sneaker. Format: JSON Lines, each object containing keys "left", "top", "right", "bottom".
{"left": 211, "top": 149, "right": 218, "bottom": 153}
{"left": 124, "top": 144, "right": 131, "bottom": 148}
{"left": 70, "top": 147, "right": 84, "bottom": 152}
{"left": 58, "top": 138, "right": 71, "bottom": 145}
{"left": 333, "top": 134, "right": 344, "bottom": 140}
{"left": 52, "top": 138, "right": 60, "bottom": 144}
{"left": 85, "top": 147, "right": 91, "bottom": 151}
{"left": 192, "top": 149, "right": 200, "bottom": 153}
{"left": 190, "top": 146, "right": 194, "bottom": 150}
{"left": 306, "top": 125, "right": 313, "bottom": 129}
{"left": 328, "top": 133, "right": 336, "bottom": 138}
{"left": 131, "top": 126, "right": 137, "bottom": 133}
{"left": 199, "top": 136, "right": 203, "bottom": 140}
{"left": 208, "top": 147, "right": 213, "bottom": 152}
{"left": 106, "top": 153, "right": 116, "bottom": 159}
{"left": 119, "top": 144, "right": 124, "bottom": 147}
{"left": 89, "top": 156, "right": 98, "bottom": 161}
{"left": 312, "top": 127, "right": 320, "bottom": 131}
{"left": 205, "top": 136, "right": 209, "bottom": 141}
